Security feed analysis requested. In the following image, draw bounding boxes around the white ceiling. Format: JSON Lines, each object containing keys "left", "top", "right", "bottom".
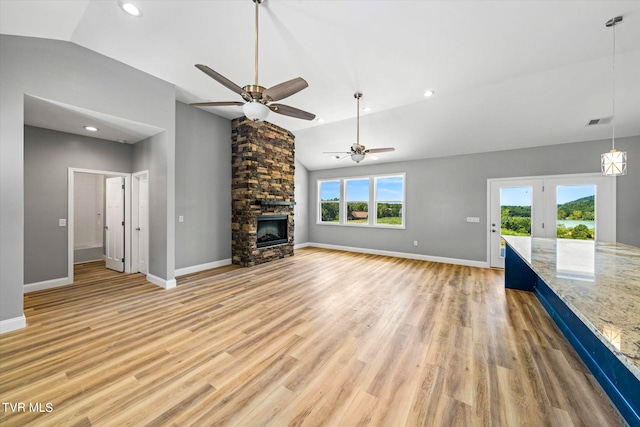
{"left": 2, "top": 0, "right": 640, "bottom": 170}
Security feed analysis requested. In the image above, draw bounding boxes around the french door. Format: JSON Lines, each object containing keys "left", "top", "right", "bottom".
{"left": 489, "top": 173, "right": 616, "bottom": 268}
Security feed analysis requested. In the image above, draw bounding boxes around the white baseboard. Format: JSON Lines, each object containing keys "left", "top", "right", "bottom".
{"left": 294, "top": 242, "right": 312, "bottom": 250}
{"left": 24, "top": 277, "right": 72, "bottom": 293}
{"left": 306, "top": 243, "right": 490, "bottom": 268}
{"left": 0, "top": 315, "right": 26, "bottom": 334}
{"left": 175, "top": 259, "right": 232, "bottom": 277}
{"left": 147, "top": 273, "right": 177, "bottom": 289}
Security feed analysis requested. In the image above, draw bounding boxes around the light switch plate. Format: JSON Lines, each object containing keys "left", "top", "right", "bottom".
{"left": 466, "top": 217, "right": 480, "bottom": 223}
{"left": 179, "top": 215, "right": 184, "bottom": 223}
{"left": 59, "top": 219, "right": 67, "bottom": 227}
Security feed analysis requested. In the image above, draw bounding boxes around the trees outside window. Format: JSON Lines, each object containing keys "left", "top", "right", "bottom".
{"left": 317, "top": 174, "right": 405, "bottom": 228}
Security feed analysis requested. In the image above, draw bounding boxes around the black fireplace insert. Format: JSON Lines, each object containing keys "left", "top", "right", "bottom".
{"left": 257, "top": 215, "right": 288, "bottom": 248}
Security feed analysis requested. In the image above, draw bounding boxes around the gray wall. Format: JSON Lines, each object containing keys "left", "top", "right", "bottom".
{"left": 308, "top": 136, "right": 640, "bottom": 262}
{"left": 24, "top": 126, "right": 132, "bottom": 283}
{"left": 294, "top": 159, "right": 310, "bottom": 245}
{"left": 1, "top": 35, "right": 176, "bottom": 324}
{"left": 174, "top": 102, "right": 232, "bottom": 269}
{"left": 131, "top": 131, "right": 173, "bottom": 279}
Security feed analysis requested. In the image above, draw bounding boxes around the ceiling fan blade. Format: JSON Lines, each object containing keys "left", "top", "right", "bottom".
{"left": 269, "top": 103, "right": 316, "bottom": 121}
{"left": 190, "top": 101, "right": 244, "bottom": 107}
{"left": 195, "top": 64, "right": 245, "bottom": 96}
{"left": 264, "top": 77, "right": 309, "bottom": 102}
{"left": 365, "top": 147, "right": 395, "bottom": 154}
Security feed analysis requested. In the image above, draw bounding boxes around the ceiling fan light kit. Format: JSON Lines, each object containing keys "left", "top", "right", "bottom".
{"left": 601, "top": 15, "right": 627, "bottom": 176}
{"left": 243, "top": 101, "right": 270, "bottom": 122}
{"left": 191, "top": 0, "right": 315, "bottom": 122}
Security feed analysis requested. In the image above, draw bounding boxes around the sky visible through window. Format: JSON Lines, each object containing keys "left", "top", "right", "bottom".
{"left": 376, "top": 177, "right": 403, "bottom": 201}
{"left": 556, "top": 185, "right": 595, "bottom": 204}
{"left": 501, "top": 185, "right": 595, "bottom": 206}
{"left": 320, "top": 181, "right": 340, "bottom": 201}
{"left": 346, "top": 179, "right": 369, "bottom": 201}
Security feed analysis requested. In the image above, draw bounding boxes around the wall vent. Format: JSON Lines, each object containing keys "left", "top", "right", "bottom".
{"left": 586, "top": 116, "right": 613, "bottom": 126}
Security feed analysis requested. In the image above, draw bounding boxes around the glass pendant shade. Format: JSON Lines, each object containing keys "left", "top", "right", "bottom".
{"left": 601, "top": 149, "right": 627, "bottom": 176}
{"left": 351, "top": 153, "right": 365, "bottom": 163}
{"left": 243, "top": 101, "right": 270, "bottom": 122}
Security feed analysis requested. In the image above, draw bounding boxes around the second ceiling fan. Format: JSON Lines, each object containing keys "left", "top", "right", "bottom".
{"left": 191, "top": 0, "right": 315, "bottom": 122}
{"left": 324, "top": 93, "right": 395, "bottom": 163}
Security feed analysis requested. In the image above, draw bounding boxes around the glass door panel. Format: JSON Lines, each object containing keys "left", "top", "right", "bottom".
{"left": 556, "top": 185, "right": 596, "bottom": 240}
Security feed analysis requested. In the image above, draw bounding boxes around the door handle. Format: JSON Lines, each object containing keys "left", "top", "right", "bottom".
{"left": 492, "top": 229, "right": 496, "bottom": 233}
{"left": 104, "top": 226, "right": 109, "bottom": 230}
{"left": 136, "top": 227, "right": 141, "bottom": 231}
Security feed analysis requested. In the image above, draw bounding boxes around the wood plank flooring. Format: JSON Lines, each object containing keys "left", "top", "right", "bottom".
{"left": 0, "top": 248, "right": 625, "bottom": 426}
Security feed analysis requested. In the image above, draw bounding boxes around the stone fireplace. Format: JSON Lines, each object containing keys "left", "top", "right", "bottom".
{"left": 231, "top": 118, "right": 295, "bottom": 267}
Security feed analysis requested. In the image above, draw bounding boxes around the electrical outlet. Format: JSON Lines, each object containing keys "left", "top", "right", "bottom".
{"left": 59, "top": 219, "right": 67, "bottom": 227}
{"left": 466, "top": 217, "right": 480, "bottom": 223}
{"left": 179, "top": 215, "right": 184, "bottom": 223}
{"left": 413, "top": 240, "right": 418, "bottom": 246}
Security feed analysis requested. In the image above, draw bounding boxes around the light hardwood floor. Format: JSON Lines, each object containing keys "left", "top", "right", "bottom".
{"left": 0, "top": 248, "right": 625, "bottom": 426}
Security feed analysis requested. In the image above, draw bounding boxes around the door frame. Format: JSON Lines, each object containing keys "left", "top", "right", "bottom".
{"left": 131, "top": 170, "right": 149, "bottom": 275}
{"left": 486, "top": 172, "right": 616, "bottom": 268}
{"left": 68, "top": 168, "right": 131, "bottom": 284}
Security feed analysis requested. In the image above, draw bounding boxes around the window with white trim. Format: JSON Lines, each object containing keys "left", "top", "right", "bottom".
{"left": 317, "top": 174, "right": 405, "bottom": 228}
{"left": 346, "top": 178, "right": 369, "bottom": 224}
{"left": 319, "top": 180, "right": 340, "bottom": 223}
{"left": 375, "top": 176, "right": 404, "bottom": 226}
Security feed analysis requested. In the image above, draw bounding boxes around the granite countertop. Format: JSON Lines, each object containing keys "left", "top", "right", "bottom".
{"left": 503, "top": 235, "right": 640, "bottom": 381}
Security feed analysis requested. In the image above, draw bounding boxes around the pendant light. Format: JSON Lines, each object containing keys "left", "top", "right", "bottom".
{"left": 601, "top": 16, "right": 627, "bottom": 176}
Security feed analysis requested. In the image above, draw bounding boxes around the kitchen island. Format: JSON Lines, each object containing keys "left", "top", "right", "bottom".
{"left": 503, "top": 236, "right": 639, "bottom": 425}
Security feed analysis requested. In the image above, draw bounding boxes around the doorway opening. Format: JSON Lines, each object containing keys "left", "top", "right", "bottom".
{"left": 68, "top": 168, "right": 131, "bottom": 284}
{"left": 488, "top": 173, "right": 616, "bottom": 268}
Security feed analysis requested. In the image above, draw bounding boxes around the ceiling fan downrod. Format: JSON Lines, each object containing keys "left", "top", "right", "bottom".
{"left": 253, "top": 0, "right": 263, "bottom": 88}
{"left": 355, "top": 92, "right": 362, "bottom": 147}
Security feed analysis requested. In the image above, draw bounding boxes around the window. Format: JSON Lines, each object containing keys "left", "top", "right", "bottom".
{"left": 346, "top": 179, "right": 369, "bottom": 224}
{"left": 317, "top": 174, "right": 405, "bottom": 228}
{"left": 375, "top": 176, "right": 404, "bottom": 226}
{"left": 319, "top": 180, "right": 340, "bottom": 222}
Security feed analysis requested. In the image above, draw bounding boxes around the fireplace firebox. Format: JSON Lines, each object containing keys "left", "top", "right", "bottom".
{"left": 257, "top": 216, "right": 288, "bottom": 248}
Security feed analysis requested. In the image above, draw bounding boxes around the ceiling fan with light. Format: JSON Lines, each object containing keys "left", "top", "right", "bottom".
{"left": 191, "top": 0, "right": 315, "bottom": 122}
{"left": 324, "top": 93, "right": 395, "bottom": 163}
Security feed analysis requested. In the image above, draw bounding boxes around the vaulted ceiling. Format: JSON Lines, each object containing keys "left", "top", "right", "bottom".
{"left": 2, "top": 1, "right": 639, "bottom": 170}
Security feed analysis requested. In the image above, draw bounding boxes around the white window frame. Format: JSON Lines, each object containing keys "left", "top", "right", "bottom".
{"left": 318, "top": 179, "right": 342, "bottom": 224}
{"left": 373, "top": 174, "right": 406, "bottom": 229}
{"left": 344, "top": 177, "right": 371, "bottom": 226}
{"left": 317, "top": 173, "right": 406, "bottom": 229}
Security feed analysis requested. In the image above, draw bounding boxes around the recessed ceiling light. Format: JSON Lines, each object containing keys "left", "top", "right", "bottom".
{"left": 118, "top": 1, "right": 142, "bottom": 17}
{"left": 317, "top": 118, "right": 325, "bottom": 123}
{"left": 424, "top": 90, "right": 435, "bottom": 97}
{"left": 83, "top": 126, "right": 99, "bottom": 132}
{"left": 363, "top": 106, "right": 372, "bottom": 113}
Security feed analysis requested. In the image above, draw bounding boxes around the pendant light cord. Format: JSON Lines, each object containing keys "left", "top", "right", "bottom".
{"left": 612, "top": 21, "right": 616, "bottom": 150}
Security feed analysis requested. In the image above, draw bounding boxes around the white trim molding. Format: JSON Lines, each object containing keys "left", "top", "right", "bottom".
{"left": 175, "top": 259, "right": 232, "bottom": 277}
{"left": 0, "top": 315, "right": 26, "bottom": 334}
{"left": 294, "top": 242, "right": 312, "bottom": 250}
{"left": 147, "top": 274, "right": 176, "bottom": 289}
{"left": 24, "top": 277, "right": 72, "bottom": 293}
{"left": 307, "top": 243, "right": 489, "bottom": 268}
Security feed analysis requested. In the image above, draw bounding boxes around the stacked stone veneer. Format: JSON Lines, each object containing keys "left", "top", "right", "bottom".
{"left": 231, "top": 117, "right": 295, "bottom": 266}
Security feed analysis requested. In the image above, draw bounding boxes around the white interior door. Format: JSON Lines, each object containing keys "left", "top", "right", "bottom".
{"left": 105, "top": 177, "right": 125, "bottom": 272}
{"left": 137, "top": 175, "right": 149, "bottom": 274}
